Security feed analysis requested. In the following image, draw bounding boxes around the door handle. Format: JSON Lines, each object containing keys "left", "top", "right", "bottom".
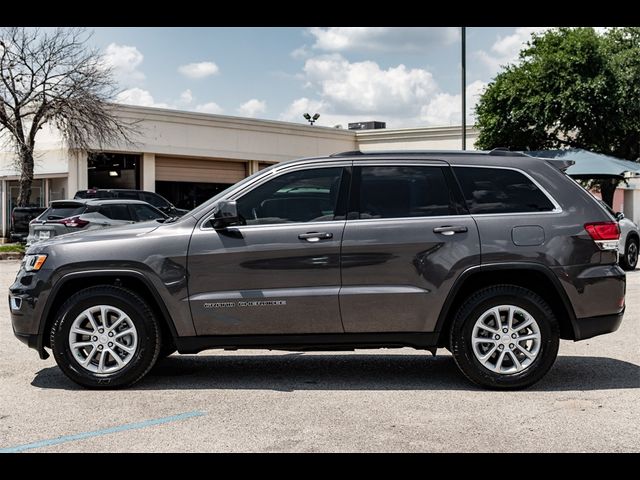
{"left": 433, "top": 225, "right": 468, "bottom": 236}
{"left": 298, "top": 232, "right": 333, "bottom": 242}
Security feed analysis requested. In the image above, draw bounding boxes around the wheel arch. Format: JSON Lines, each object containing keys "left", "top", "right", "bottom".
{"left": 40, "top": 270, "right": 178, "bottom": 352}
{"left": 435, "top": 263, "right": 578, "bottom": 346}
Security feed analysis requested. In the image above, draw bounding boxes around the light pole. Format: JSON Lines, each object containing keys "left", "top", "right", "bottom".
{"left": 461, "top": 26, "right": 466, "bottom": 150}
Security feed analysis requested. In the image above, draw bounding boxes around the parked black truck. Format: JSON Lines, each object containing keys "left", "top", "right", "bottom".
{"left": 9, "top": 207, "right": 47, "bottom": 243}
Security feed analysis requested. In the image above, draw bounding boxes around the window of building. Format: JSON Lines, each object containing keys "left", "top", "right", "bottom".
{"left": 357, "top": 166, "right": 454, "bottom": 219}
{"left": 237, "top": 167, "right": 343, "bottom": 225}
{"left": 453, "top": 167, "right": 555, "bottom": 214}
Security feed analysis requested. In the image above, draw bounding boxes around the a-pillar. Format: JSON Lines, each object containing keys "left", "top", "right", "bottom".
{"left": 142, "top": 153, "right": 156, "bottom": 192}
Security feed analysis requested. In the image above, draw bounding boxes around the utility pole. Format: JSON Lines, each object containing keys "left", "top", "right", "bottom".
{"left": 461, "top": 26, "right": 466, "bottom": 150}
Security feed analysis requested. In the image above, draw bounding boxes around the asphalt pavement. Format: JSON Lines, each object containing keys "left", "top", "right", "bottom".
{"left": 0, "top": 260, "right": 638, "bottom": 452}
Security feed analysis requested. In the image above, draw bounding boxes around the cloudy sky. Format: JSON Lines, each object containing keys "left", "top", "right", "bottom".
{"left": 92, "top": 27, "right": 549, "bottom": 129}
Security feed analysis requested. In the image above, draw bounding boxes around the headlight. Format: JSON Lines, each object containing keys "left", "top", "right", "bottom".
{"left": 23, "top": 254, "right": 48, "bottom": 272}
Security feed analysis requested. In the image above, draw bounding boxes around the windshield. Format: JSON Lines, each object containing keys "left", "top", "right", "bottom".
{"left": 187, "top": 164, "right": 278, "bottom": 220}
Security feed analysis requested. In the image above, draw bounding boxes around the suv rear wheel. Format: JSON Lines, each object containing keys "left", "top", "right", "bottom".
{"left": 620, "top": 237, "right": 638, "bottom": 271}
{"left": 450, "top": 285, "right": 559, "bottom": 390}
{"left": 50, "top": 285, "right": 161, "bottom": 388}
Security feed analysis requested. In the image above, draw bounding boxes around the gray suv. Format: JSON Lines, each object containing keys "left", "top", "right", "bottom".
{"left": 9, "top": 150, "right": 626, "bottom": 390}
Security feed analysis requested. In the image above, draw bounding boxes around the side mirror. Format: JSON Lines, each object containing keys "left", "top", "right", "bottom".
{"left": 211, "top": 200, "right": 240, "bottom": 230}
{"left": 615, "top": 212, "right": 625, "bottom": 221}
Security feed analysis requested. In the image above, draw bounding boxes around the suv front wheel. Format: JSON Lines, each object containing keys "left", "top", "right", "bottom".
{"left": 50, "top": 285, "right": 161, "bottom": 389}
{"left": 450, "top": 285, "right": 559, "bottom": 390}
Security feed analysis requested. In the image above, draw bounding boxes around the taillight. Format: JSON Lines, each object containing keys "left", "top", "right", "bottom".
{"left": 57, "top": 216, "right": 90, "bottom": 228}
{"left": 584, "top": 222, "right": 620, "bottom": 250}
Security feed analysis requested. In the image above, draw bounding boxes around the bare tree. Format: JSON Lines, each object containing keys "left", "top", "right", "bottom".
{"left": 0, "top": 27, "right": 137, "bottom": 206}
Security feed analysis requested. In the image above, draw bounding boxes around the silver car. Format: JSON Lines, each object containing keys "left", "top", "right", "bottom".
{"left": 599, "top": 200, "right": 639, "bottom": 270}
{"left": 27, "top": 198, "right": 168, "bottom": 246}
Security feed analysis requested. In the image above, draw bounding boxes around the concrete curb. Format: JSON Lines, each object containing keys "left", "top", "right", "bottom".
{"left": 0, "top": 252, "right": 24, "bottom": 261}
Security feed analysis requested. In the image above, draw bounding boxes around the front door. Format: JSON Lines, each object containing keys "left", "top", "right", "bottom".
{"left": 340, "top": 163, "right": 481, "bottom": 333}
{"left": 188, "top": 165, "right": 349, "bottom": 335}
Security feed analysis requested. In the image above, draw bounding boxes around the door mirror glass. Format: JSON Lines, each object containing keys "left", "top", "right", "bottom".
{"left": 211, "top": 200, "right": 240, "bottom": 229}
{"left": 615, "top": 211, "right": 625, "bottom": 221}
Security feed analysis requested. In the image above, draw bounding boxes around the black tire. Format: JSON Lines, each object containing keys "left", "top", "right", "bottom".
{"left": 620, "top": 237, "right": 638, "bottom": 271}
{"left": 50, "top": 285, "right": 161, "bottom": 389}
{"left": 450, "top": 285, "right": 559, "bottom": 390}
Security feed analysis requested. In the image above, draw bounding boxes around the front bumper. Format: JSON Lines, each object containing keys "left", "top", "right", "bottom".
{"left": 573, "top": 309, "right": 625, "bottom": 341}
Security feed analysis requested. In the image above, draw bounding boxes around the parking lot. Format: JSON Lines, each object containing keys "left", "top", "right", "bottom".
{"left": 0, "top": 259, "right": 638, "bottom": 453}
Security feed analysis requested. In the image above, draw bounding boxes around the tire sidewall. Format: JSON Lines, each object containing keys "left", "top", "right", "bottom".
{"left": 52, "top": 289, "right": 158, "bottom": 388}
{"left": 624, "top": 238, "right": 638, "bottom": 270}
{"left": 452, "top": 288, "right": 559, "bottom": 389}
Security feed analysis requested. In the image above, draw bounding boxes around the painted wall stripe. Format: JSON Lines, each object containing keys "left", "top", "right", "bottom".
{"left": 0, "top": 410, "right": 205, "bottom": 453}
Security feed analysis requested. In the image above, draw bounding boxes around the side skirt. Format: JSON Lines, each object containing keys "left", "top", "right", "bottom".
{"left": 175, "top": 332, "right": 439, "bottom": 354}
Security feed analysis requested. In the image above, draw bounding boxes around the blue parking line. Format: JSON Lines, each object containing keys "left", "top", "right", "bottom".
{"left": 0, "top": 410, "right": 205, "bottom": 453}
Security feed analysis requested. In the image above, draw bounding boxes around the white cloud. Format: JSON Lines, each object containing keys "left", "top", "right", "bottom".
{"left": 420, "top": 80, "right": 487, "bottom": 126}
{"left": 308, "top": 27, "right": 459, "bottom": 53}
{"left": 475, "top": 27, "right": 549, "bottom": 75}
{"left": 237, "top": 99, "right": 266, "bottom": 118}
{"left": 103, "top": 43, "right": 145, "bottom": 86}
{"left": 115, "top": 88, "right": 169, "bottom": 108}
{"left": 194, "top": 102, "right": 224, "bottom": 114}
{"left": 302, "top": 54, "right": 438, "bottom": 115}
{"left": 179, "top": 89, "right": 193, "bottom": 105}
{"left": 291, "top": 45, "right": 311, "bottom": 59}
{"left": 279, "top": 97, "right": 327, "bottom": 123}
{"left": 178, "top": 61, "right": 219, "bottom": 79}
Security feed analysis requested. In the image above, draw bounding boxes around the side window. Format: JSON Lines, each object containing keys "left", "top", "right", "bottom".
{"left": 99, "top": 204, "right": 132, "bottom": 221}
{"left": 357, "top": 166, "right": 454, "bottom": 219}
{"left": 142, "top": 192, "right": 169, "bottom": 208}
{"left": 237, "top": 167, "right": 343, "bottom": 225}
{"left": 454, "top": 167, "right": 555, "bottom": 214}
{"left": 130, "top": 204, "right": 163, "bottom": 221}
{"left": 116, "top": 191, "right": 139, "bottom": 200}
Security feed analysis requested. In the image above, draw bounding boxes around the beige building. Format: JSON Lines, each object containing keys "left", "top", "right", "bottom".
{"left": 0, "top": 104, "right": 481, "bottom": 239}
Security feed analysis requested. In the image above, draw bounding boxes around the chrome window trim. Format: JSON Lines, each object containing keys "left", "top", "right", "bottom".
{"left": 452, "top": 164, "right": 563, "bottom": 215}
{"left": 200, "top": 163, "right": 351, "bottom": 230}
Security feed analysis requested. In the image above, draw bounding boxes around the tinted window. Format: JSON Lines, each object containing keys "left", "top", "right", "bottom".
{"left": 454, "top": 167, "right": 555, "bottom": 214}
{"left": 142, "top": 192, "right": 169, "bottom": 208}
{"left": 237, "top": 168, "right": 343, "bottom": 225}
{"left": 358, "top": 166, "right": 454, "bottom": 219}
{"left": 115, "top": 191, "right": 140, "bottom": 200}
{"left": 99, "top": 204, "right": 132, "bottom": 221}
{"left": 43, "top": 205, "right": 86, "bottom": 220}
{"left": 130, "top": 204, "right": 163, "bottom": 221}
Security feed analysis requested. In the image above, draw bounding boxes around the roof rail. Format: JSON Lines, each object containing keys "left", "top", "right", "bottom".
{"left": 329, "top": 150, "right": 363, "bottom": 157}
{"left": 488, "top": 147, "right": 526, "bottom": 156}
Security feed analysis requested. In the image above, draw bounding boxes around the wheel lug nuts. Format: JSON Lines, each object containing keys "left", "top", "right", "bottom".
{"left": 502, "top": 328, "right": 508, "bottom": 333}
{"left": 97, "top": 345, "right": 103, "bottom": 350}
{"left": 498, "top": 345, "right": 504, "bottom": 350}
{"left": 92, "top": 336, "right": 98, "bottom": 342}
{"left": 108, "top": 342, "right": 113, "bottom": 348}
{"left": 494, "top": 334, "right": 500, "bottom": 340}
{"left": 512, "top": 333, "right": 517, "bottom": 339}
{"left": 98, "top": 328, "right": 104, "bottom": 333}
{"left": 509, "top": 344, "right": 515, "bottom": 349}
{"left": 108, "top": 332, "right": 114, "bottom": 337}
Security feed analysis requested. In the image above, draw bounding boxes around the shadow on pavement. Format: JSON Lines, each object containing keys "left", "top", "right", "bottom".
{"left": 31, "top": 354, "right": 640, "bottom": 392}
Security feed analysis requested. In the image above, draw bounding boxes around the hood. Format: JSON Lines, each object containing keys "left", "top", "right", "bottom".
{"left": 27, "top": 221, "right": 161, "bottom": 253}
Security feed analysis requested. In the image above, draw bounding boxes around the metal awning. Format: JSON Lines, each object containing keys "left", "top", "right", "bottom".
{"left": 527, "top": 149, "right": 640, "bottom": 179}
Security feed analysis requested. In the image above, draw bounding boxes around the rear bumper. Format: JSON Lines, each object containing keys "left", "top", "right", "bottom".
{"left": 573, "top": 309, "right": 625, "bottom": 341}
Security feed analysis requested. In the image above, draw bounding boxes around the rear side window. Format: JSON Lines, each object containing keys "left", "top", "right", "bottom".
{"left": 44, "top": 205, "right": 86, "bottom": 220}
{"left": 130, "top": 204, "right": 163, "bottom": 221}
{"left": 141, "top": 192, "right": 169, "bottom": 208}
{"left": 98, "top": 204, "right": 132, "bottom": 221}
{"left": 115, "top": 191, "right": 140, "bottom": 200}
{"left": 453, "top": 167, "right": 555, "bottom": 214}
{"left": 357, "top": 166, "right": 454, "bottom": 219}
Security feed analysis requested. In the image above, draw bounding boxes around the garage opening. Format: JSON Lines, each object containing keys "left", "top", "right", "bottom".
{"left": 88, "top": 152, "right": 140, "bottom": 190}
{"left": 156, "top": 181, "right": 232, "bottom": 210}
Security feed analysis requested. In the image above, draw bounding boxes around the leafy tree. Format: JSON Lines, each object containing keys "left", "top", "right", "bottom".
{"left": 0, "top": 27, "right": 136, "bottom": 207}
{"left": 475, "top": 27, "right": 640, "bottom": 207}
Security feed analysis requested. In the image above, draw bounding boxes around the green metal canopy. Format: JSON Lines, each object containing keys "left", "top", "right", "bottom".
{"left": 527, "top": 148, "right": 640, "bottom": 179}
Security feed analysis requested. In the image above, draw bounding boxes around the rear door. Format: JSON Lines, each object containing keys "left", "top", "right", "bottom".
{"left": 339, "top": 161, "right": 481, "bottom": 333}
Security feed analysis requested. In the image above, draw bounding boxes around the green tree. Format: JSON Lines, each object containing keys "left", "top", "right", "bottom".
{"left": 475, "top": 27, "right": 640, "bottom": 207}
